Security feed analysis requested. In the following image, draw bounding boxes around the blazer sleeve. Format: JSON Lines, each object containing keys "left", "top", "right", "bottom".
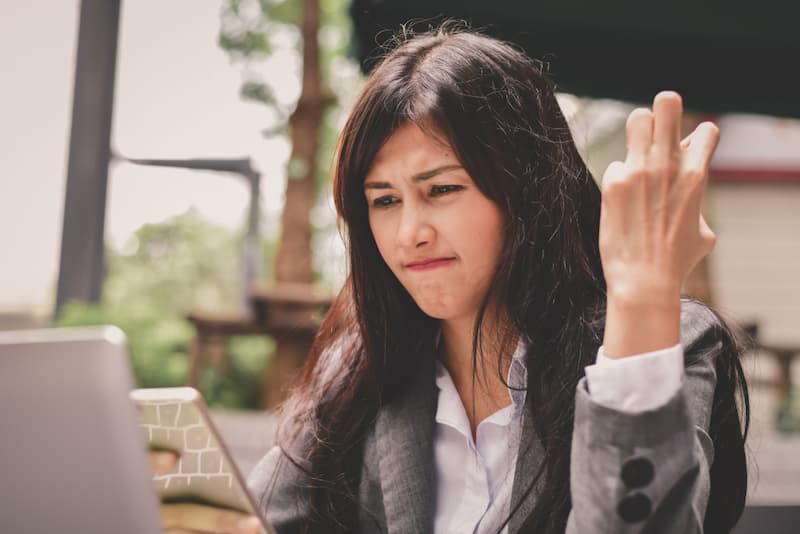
{"left": 246, "top": 440, "right": 313, "bottom": 534}
{"left": 566, "top": 300, "right": 726, "bottom": 533}
{"left": 246, "top": 333, "right": 358, "bottom": 533}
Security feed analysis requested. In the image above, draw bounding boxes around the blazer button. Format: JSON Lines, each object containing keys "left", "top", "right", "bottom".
{"left": 617, "top": 492, "right": 652, "bottom": 523}
{"left": 621, "top": 457, "right": 654, "bottom": 488}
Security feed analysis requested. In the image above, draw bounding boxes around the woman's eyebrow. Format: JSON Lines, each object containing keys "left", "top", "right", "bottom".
{"left": 363, "top": 165, "right": 463, "bottom": 190}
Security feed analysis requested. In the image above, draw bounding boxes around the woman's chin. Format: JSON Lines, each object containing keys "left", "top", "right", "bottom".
{"left": 415, "top": 301, "right": 462, "bottom": 321}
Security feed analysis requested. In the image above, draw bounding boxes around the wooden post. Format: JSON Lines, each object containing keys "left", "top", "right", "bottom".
{"left": 266, "top": 0, "right": 334, "bottom": 410}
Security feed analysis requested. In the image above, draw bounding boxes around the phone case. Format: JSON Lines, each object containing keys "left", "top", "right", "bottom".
{"left": 131, "top": 387, "right": 275, "bottom": 534}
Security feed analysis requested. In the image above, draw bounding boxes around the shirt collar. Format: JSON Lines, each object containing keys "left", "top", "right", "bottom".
{"left": 434, "top": 330, "right": 529, "bottom": 430}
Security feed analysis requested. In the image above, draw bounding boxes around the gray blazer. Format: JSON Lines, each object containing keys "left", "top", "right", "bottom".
{"left": 248, "top": 300, "right": 723, "bottom": 533}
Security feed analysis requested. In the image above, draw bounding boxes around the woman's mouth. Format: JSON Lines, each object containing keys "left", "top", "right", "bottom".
{"left": 406, "top": 257, "right": 456, "bottom": 271}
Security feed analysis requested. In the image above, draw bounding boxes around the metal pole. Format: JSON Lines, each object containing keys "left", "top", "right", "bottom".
{"left": 55, "top": 0, "right": 121, "bottom": 317}
{"left": 241, "top": 170, "right": 262, "bottom": 309}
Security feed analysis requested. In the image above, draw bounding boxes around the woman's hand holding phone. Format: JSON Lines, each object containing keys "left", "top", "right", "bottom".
{"left": 599, "top": 91, "right": 720, "bottom": 358}
{"left": 149, "top": 450, "right": 262, "bottom": 534}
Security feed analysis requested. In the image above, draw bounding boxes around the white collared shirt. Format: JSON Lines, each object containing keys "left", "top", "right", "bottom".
{"left": 432, "top": 339, "right": 684, "bottom": 534}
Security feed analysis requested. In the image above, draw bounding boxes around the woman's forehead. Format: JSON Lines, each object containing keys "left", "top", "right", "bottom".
{"left": 366, "top": 123, "right": 456, "bottom": 178}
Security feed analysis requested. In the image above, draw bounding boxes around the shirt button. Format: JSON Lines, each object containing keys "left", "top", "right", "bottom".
{"left": 617, "top": 492, "right": 652, "bottom": 523}
{"left": 621, "top": 457, "right": 655, "bottom": 488}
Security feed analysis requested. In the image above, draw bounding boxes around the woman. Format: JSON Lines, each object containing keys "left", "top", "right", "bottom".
{"left": 159, "top": 23, "right": 750, "bottom": 533}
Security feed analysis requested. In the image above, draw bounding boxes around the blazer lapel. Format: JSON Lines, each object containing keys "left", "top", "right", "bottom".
{"left": 374, "top": 356, "right": 438, "bottom": 534}
{"left": 509, "top": 405, "right": 546, "bottom": 532}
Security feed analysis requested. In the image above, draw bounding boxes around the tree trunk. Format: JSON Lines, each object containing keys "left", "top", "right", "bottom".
{"left": 264, "top": 0, "right": 330, "bottom": 409}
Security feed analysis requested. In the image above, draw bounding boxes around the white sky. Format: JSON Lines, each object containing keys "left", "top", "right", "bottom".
{"left": 0, "top": 0, "right": 300, "bottom": 313}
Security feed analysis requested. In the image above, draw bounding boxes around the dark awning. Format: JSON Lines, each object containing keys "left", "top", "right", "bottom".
{"left": 349, "top": 0, "right": 800, "bottom": 119}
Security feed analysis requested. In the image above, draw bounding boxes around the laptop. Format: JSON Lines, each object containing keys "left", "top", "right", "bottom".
{"left": 0, "top": 325, "right": 162, "bottom": 533}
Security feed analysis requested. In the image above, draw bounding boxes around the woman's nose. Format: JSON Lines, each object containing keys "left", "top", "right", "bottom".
{"left": 396, "top": 204, "right": 434, "bottom": 249}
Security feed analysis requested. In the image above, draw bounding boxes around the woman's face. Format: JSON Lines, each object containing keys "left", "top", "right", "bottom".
{"left": 364, "top": 122, "right": 506, "bottom": 322}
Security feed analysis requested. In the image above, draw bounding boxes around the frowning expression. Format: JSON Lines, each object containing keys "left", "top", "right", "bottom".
{"left": 364, "top": 123, "right": 506, "bottom": 322}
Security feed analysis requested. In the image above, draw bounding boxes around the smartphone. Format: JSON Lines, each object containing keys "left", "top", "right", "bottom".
{"left": 130, "top": 387, "right": 276, "bottom": 534}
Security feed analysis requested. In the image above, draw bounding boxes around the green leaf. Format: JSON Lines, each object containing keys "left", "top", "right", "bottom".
{"left": 54, "top": 210, "right": 279, "bottom": 409}
{"left": 264, "top": 0, "right": 301, "bottom": 25}
{"left": 240, "top": 80, "right": 277, "bottom": 106}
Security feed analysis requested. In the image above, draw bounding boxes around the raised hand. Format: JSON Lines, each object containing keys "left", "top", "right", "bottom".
{"left": 599, "top": 91, "right": 720, "bottom": 359}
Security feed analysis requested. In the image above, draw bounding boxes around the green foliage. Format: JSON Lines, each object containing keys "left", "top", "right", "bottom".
{"left": 54, "top": 209, "right": 274, "bottom": 410}
{"left": 104, "top": 209, "right": 240, "bottom": 312}
{"left": 57, "top": 300, "right": 195, "bottom": 389}
{"left": 200, "top": 335, "right": 275, "bottom": 409}
{"left": 218, "top": 0, "right": 356, "bottom": 149}
{"left": 777, "top": 387, "right": 800, "bottom": 434}
{"left": 265, "top": 0, "right": 302, "bottom": 26}
{"left": 240, "top": 79, "right": 278, "bottom": 107}
{"left": 218, "top": 30, "right": 272, "bottom": 57}
{"left": 218, "top": 0, "right": 276, "bottom": 57}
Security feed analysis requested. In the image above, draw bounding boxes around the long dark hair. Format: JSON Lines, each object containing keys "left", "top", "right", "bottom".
{"left": 275, "top": 22, "right": 749, "bottom": 533}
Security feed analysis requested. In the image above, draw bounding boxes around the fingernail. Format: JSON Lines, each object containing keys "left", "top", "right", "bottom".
{"left": 237, "top": 516, "right": 260, "bottom": 531}
{"left": 159, "top": 453, "right": 176, "bottom": 470}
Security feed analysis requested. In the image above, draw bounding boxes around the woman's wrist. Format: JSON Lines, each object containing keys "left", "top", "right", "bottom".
{"left": 603, "top": 284, "right": 681, "bottom": 359}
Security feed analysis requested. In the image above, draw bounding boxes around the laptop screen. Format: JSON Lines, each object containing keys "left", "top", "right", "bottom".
{"left": 0, "top": 326, "right": 161, "bottom": 534}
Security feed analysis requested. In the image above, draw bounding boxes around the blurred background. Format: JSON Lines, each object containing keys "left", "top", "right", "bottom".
{"left": 1, "top": 0, "right": 798, "bottom": 522}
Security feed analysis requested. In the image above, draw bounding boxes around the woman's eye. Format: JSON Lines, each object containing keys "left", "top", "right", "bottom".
{"left": 430, "top": 185, "right": 463, "bottom": 196}
{"left": 372, "top": 196, "right": 398, "bottom": 208}
{"left": 370, "top": 185, "right": 462, "bottom": 209}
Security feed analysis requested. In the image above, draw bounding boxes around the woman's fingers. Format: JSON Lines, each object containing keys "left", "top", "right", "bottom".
{"left": 601, "top": 160, "right": 627, "bottom": 191}
{"left": 164, "top": 525, "right": 261, "bottom": 534}
{"left": 699, "top": 214, "right": 716, "bottom": 245}
{"left": 625, "top": 92, "right": 683, "bottom": 181}
{"left": 150, "top": 450, "right": 180, "bottom": 476}
{"left": 150, "top": 453, "right": 263, "bottom": 533}
{"left": 682, "top": 121, "right": 720, "bottom": 177}
{"left": 236, "top": 516, "right": 264, "bottom": 534}
{"left": 161, "top": 503, "right": 262, "bottom": 533}
{"left": 652, "top": 91, "right": 682, "bottom": 153}
{"left": 625, "top": 108, "right": 654, "bottom": 167}
{"left": 680, "top": 130, "right": 694, "bottom": 150}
